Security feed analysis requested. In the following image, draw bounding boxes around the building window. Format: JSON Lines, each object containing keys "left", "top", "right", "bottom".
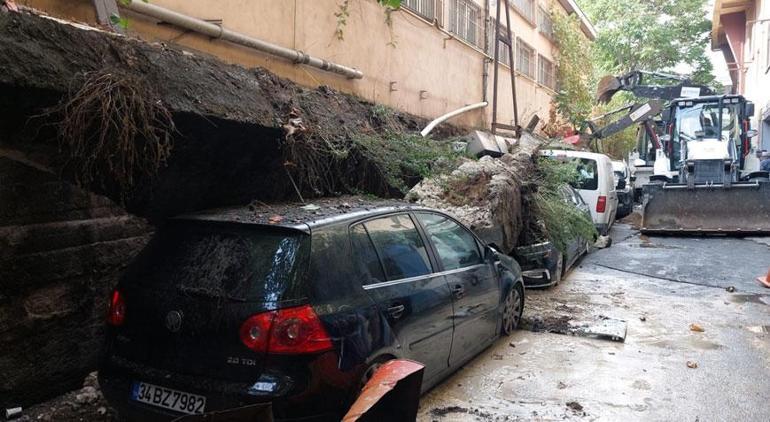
{"left": 402, "top": 0, "right": 438, "bottom": 21}
{"left": 766, "top": 30, "right": 770, "bottom": 73}
{"left": 487, "top": 18, "right": 512, "bottom": 65}
{"left": 538, "top": 6, "right": 553, "bottom": 39}
{"left": 516, "top": 38, "right": 535, "bottom": 78}
{"left": 538, "top": 55, "right": 555, "bottom": 89}
{"left": 512, "top": 0, "right": 535, "bottom": 23}
{"left": 448, "top": 0, "right": 481, "bottom": 46}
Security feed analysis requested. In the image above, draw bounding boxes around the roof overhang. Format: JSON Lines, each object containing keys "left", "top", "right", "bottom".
{"left": 711, "top": 0, "right": 753, "bottom": 50}
{"left": 557, "top": 0, "right": 597, "bottom": 41}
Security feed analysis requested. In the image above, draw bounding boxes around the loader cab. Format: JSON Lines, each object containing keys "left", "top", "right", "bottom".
{"left": 635, "top": 118, "right": 665, "bottom": 165}
{"left": 665, "top": 96, "right": 753, "bottom": 174}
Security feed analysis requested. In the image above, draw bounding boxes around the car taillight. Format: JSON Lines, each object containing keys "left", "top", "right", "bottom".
{"left": 107, "top": 290, "right": 126, "bottom": 326}
{"left": 596, "top": 196, "right": 607, "bottom": 213}
{"left": 239, "top": 305, "right": 333, "bottom": 355}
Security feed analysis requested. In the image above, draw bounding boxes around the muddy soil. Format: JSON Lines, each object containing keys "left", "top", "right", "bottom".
{"left": 0, "top": 8, "right": 464, "bottom": 223}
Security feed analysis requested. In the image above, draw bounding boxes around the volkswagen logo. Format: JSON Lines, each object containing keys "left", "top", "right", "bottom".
{"left": 165, "top": 310, "right": 183, "bottom": 333}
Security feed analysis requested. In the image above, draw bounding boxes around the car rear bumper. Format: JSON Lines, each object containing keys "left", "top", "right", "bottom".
{"left": 521, "top": 268, "right": 555, "bottom": 288}
{"left": 99, "top": 356, "right": 345, "bottom": 422}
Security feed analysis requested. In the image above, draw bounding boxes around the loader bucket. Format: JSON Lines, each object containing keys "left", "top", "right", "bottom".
{"left": 597, "top": 75, "right": 622, "bottom": 103}
{"left": 641, "top": 182, "right": 770, "bottom": 235}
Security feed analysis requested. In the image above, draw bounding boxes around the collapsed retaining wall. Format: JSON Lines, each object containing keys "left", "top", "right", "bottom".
{"left": 0, "top": 8, "right": 465, "bottom": 408}
{"left": 0, "top": 155, "right": 151, "bottom": 407}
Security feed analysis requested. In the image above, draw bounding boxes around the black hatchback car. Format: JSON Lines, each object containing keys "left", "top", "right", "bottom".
{"left": 99, "top": 199, "right": 525, "bottom": 421}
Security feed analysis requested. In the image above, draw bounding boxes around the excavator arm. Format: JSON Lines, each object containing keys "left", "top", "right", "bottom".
{"left": 596, "top": 70, "right": 715, "bottom": 104}
{"left": 586, "top": 100, "right": 664, "bottom": 140}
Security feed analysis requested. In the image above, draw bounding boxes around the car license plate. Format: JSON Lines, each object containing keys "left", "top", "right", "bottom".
{"left": 131, "top": 381, "right": 206, "bottom": 415}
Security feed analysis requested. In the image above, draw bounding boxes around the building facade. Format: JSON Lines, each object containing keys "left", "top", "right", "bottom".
{"left": 26, "top": 0, "right": 595, "bottom": 129}
{"left": 712, "top": 0, "right": 770, "bottom": 149}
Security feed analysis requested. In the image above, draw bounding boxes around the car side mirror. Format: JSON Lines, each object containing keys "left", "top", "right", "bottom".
{"left": 616, "top": 179, "right": 626, "bottom": 190}
{"left": 746, "top": 129, "right": 758, "bottom": 138}
{"left": 630, "top": 176, "right": 637, "bottom": 182}
{"left": 485, "top": 243, "right": 501, "bottom": 261}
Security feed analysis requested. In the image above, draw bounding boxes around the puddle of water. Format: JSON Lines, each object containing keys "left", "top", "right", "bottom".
{"left": 729, "top": 294, "right": 770, "bottom": 306}
{"left": 627, "top": 243, "right": 680, "bottom": 249}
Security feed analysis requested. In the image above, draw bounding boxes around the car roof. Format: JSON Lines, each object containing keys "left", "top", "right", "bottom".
{"left": 173, "top": 196, "right": 432, "bottom": 233}
{"left": 611, "top": 160, "right": 626, "bottom": 170}
{"left": 541, "top": 149, "right": 611, "bottom": 162}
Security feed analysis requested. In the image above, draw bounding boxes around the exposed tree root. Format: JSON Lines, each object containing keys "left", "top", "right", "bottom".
{"left": 47, "top": 70, "right": 174, "bottom": 196}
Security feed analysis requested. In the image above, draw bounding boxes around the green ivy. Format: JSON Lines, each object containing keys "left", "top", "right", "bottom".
{"left": 551, "top": 9, "right": 595, "bottom": 130}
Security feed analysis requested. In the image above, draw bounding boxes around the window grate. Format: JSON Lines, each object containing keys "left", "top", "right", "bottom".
{"left": 516, "top": 38, "right": 535, "bottom": 78}
{"left": 402, "top": 0, "right": 437, "bottom": 21}
{"left": 512, "top": 0, "right": 535, "bottom": 23}
{"left": 448, "top": 0, "right": 481, "bottom": 46}
{"left": 538, "top": 55, "right": 555, "bottom": 89}
{"left": 538, "top": 6, "right": 553, "bottom": 39}
{"left": 487, "top": 18, "right": 512, "bottom": 65}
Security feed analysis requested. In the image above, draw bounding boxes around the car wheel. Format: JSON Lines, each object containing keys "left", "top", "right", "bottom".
{"left": 501, "top": 283, "right": 524, "bottom": 335}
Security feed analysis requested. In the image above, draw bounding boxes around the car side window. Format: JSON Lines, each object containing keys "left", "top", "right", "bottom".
{"left": 363, "top": 215, "right": 433, "bottom": 281}
{"left": 417, "top": 213, "right": 483, "bottom": 271}
{"left": 350, "top": 224, "right": 386, "bottom": 285}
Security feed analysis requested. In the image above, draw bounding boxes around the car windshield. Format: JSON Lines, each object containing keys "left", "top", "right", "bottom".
{"left": 676, "top": 102, "right": 740, "bottom": 143}
{"left": 126, "top": 222, "right": 309, "bottom": 302}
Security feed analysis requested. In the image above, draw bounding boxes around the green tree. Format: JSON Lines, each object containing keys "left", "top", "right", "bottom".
{"left": 576, "top": 0, "right": 715, "bottom": 85}
{"left": 551, "top": 10, "right": 595, "bottom": 130}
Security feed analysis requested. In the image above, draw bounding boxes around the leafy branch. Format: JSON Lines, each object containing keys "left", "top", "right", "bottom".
{"left": 335, "top": 0, "right": 401, "bottom": 45}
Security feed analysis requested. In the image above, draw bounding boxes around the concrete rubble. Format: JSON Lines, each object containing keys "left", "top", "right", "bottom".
{"left": 408, "top": 131, "right": 544, "bottom": 253}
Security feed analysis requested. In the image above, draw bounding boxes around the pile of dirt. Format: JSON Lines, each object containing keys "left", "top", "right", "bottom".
{"left": 0, "top": 8, "right": 464, "bottom": 222}
{"left": 407, "top": 131, "right": 544, "bottom": 253}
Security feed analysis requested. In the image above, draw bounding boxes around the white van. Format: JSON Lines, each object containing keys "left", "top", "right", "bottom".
{"left": 541, "top": 150, "right": 619, "bottom": 235}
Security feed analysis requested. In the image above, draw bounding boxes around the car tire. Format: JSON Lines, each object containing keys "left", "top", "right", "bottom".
{"left": 501, "top": 283, "right": 524, "bottom": 335}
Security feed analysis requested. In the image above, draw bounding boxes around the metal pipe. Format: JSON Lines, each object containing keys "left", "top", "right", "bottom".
{"left": 120, "top": 0, "right": 363, "bottom": 79}
{"left": 420, "top": 102, "right": 488, "bottom": 137}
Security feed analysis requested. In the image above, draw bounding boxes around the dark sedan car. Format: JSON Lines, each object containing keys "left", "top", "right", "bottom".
{"left": 514, "top": 185, "right": 592, "bottom": 288}
{"left": 99, "top": 199, "right": 525, "bottom": 421}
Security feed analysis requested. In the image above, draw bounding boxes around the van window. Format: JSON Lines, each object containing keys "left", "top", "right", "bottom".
{"left": 363, "top": 214, "right": 432, "bottom": 281}
{"left": 350, "top": 224, "right": 387, "bottom": 285}
{"left": 417, "top": 213, "right": 483, "bottom": 270}
{"left": 127, "top": 222, "right": 309, "bottom": 302}
{"left": 574, "top": 158, "right": 598, "bottom": 190}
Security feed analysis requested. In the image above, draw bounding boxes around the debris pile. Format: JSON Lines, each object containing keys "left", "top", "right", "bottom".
{"left": 407, "top": 131, "right": 544, "bottom": 253}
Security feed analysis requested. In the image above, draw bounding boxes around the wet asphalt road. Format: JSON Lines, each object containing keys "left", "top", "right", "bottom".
{"left": 418, "top": 223, "right": 770, "bottom": 421}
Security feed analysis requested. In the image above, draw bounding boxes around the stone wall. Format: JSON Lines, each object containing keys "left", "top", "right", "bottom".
{"left": 0, "top": 155, "right": 152, "bottom": 407}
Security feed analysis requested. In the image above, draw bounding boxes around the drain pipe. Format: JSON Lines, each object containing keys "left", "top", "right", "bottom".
{"left": 420, "top": 102, "right": 488, "bottom": 137}
{"left": 120, "top": 0, "right": 363, "bottom": 79}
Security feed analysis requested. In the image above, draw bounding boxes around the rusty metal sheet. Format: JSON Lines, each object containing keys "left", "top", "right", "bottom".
{"left": 641, "top": 182, "right": 770, "bottom": 235}
{"left": 342, "top": 359, "right": 425, "bottom": 422}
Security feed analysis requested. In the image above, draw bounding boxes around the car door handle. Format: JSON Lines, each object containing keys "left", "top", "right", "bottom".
{"left": 451, "top": 284, "right": 465, "bottom": 299}
{"left": 386, "top": 304, "right": 406, "bottom": 320}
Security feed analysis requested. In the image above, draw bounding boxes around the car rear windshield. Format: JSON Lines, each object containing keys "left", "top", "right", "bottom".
{"left": 573, "top": 158, "right": 598, "bottom": 191}
{"left": 126, "top": 222, "right": 309, "bottom": 302}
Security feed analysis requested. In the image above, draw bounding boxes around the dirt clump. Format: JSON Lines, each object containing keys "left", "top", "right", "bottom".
{"left": 407, "top": 131, "right": 544, "bottom": 253}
